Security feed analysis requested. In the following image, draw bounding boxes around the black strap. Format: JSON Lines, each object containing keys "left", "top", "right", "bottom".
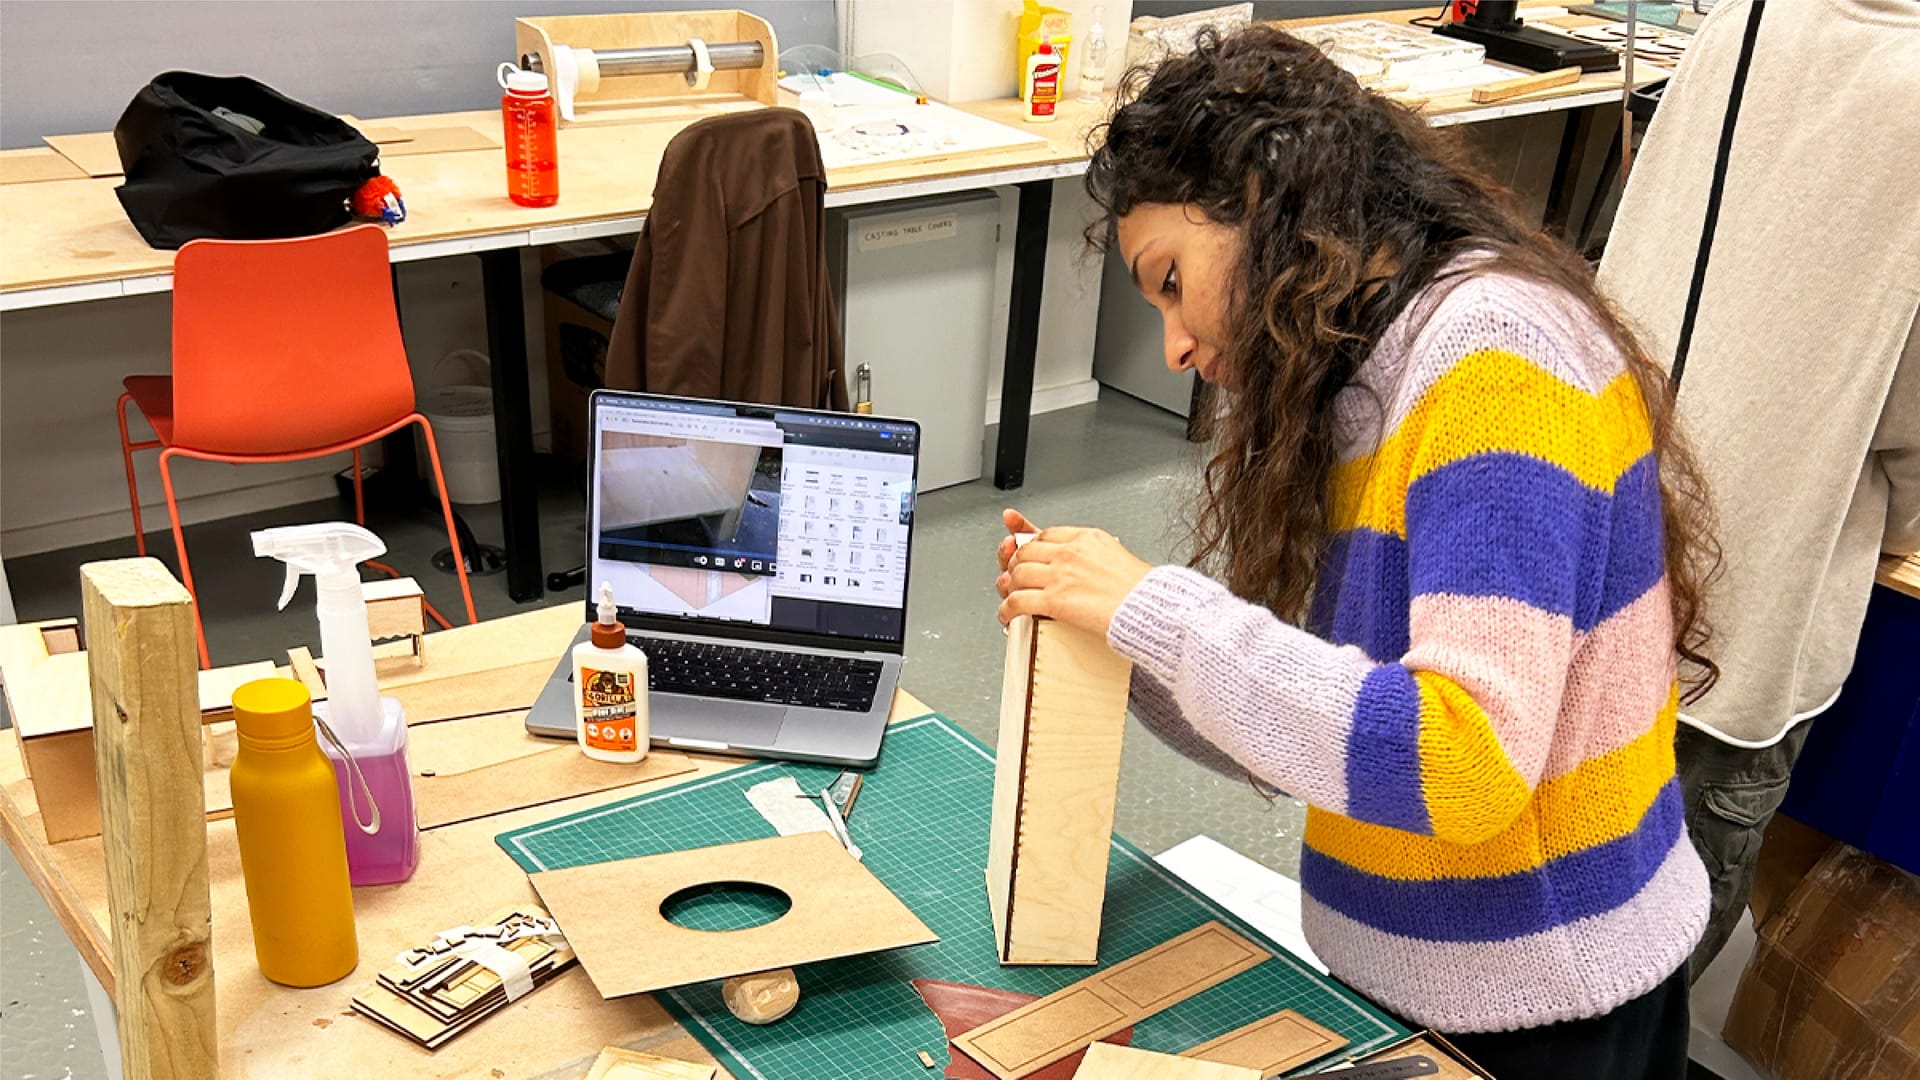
{"left": 1670, "top": 0, "right": 1768, "bottom": 392}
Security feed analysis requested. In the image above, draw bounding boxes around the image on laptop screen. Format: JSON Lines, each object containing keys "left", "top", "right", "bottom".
{"left": 590, "top": 394, "right": 920, "bottom": 646}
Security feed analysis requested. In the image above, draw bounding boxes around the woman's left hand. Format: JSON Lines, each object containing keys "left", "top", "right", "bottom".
{"left": 996, "top": 524, "right": 1154, "bottom": 639}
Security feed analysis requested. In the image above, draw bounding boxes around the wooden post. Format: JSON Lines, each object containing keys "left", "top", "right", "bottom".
{"left": 82, "top": 558, "right": 219, "bottom": 1080}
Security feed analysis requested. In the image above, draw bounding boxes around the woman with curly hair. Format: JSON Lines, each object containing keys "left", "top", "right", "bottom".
{"left": 995, "top": 27, "right": 1719, "bottom": 1080}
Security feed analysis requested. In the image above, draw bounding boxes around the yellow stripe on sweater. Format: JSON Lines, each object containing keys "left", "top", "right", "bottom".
{"left": 1310, "top": 688, "right": 1680, "bottom": 881}
{"left": 1331, "top": 351, "right": 1653, "bottom": 537}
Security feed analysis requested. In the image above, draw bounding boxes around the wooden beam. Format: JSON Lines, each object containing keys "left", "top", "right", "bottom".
{"left": 82, "top": 558, "right": 219, "bottom": 1080}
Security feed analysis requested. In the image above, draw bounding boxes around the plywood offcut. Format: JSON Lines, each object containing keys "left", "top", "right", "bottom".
{"left": 1073, "top": 1043, "right": 1258, "bottom": 1080}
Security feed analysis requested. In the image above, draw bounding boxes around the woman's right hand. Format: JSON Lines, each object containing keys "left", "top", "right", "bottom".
{"left": 995, "top": 508, "right": 1040, "bottom": 597}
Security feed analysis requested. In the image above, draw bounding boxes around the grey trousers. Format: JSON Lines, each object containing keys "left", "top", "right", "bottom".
{"left": 1673, "top": 719, "right": 1814, "bottom": 982}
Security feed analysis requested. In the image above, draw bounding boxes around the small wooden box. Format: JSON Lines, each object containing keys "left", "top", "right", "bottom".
{"left": 986, "top": 615, "right": 1133, "bottom": 965}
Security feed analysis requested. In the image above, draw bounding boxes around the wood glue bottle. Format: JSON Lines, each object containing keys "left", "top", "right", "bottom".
{"left": 575, "top": 582, "right": 649, "bottom": 763}
{"left": 1024, "top": 39, "right": 1062, "bottom": 123}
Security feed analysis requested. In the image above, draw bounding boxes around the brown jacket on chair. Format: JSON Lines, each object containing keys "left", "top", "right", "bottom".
{"left": 605, "top": 108, "right": 848, "bottom": 411}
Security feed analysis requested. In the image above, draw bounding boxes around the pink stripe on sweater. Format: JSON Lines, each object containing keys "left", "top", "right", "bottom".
{"left": 1549, "top": 582, "right": 1678, "bottom": 780}
{"left": 1405, "top": 593, "right": 1574, "bottom": 785}
{"left": 1300, "top": 827, "right": 1707, "bottom": 1032}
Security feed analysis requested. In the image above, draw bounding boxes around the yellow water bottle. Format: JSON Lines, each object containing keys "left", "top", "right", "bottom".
{"left": 229, "top": 678, "right": 359, "bottom": 987}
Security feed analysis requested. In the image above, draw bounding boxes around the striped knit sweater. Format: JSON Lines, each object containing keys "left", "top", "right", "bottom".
{"left": 1108, "top": 269, "right": 1709, "bottom": 1033}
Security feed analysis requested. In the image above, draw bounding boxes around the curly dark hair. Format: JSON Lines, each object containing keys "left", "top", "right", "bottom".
{"left": 1086, "top": 26, "right": 1720, "bottom": 700}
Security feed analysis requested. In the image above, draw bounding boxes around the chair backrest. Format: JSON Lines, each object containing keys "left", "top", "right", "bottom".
{"left": 169, "top": 225, "right": 416, "bottom": 454}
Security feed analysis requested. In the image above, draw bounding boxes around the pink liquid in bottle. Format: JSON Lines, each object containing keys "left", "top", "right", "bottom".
{"left": 317, "top": 698, "right": 419, "bottom": 886}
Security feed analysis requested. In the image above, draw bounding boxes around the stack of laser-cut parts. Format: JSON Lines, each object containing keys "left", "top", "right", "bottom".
{"left": 351, "top": 905, "right": 577, "bottom": 1049}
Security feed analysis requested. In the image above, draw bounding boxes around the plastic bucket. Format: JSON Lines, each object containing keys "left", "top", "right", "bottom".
{"left": 422, "top": 384, "right": 499, "bottom": 504}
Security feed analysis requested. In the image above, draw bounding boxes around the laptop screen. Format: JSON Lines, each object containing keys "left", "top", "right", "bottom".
{"left": 588, "top": 391, "right": 921, "bottom": 649}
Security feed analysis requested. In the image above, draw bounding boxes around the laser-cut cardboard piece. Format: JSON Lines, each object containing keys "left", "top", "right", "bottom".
{"left": 951, "top": 922, "right": 1269, "bottom": 1080}
{"left": 1181, "top": 1009, "right": 1348, "bottom": 1077}
{"left": 530, "top": 831, "right": 937, "bottom": 998}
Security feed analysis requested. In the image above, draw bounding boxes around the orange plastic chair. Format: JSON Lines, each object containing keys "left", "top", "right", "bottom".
{"left": 116, "top": 225, "right": 478, "bottom": 668}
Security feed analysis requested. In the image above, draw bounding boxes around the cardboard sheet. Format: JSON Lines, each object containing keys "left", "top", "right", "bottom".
{"left": 529, "top": 831, "right": 937, "bottom": 998}
{"left": 1181, "top": 1010, "right": 1346, "bottom": 1077}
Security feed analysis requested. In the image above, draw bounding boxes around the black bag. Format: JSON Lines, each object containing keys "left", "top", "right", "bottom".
{"left": 113, "top": 72, "right": 379, "bottom": 250}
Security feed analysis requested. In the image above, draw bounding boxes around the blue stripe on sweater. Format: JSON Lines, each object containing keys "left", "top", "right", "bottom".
{"left": 1405, "top": 452, "right": 1669, "bottom": 633}
{"left": 1311, "top": 530, "right": 1412, "bottom": 662}
{"left": 1299, "top": 779, "right": 1686, "bottom": 942}
{"left": 1343, "top": 664, "right": 1431, "bottom": 835}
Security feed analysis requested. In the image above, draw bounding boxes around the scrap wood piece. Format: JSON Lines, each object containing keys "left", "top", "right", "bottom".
{"left": 415, "top": 746, "right": 694, "bottom": 829}
{"left": 42, "top": 131, "right": 123, "bottom": 177}
{"left": 585, "top": 1046, "right": 718, "bottom": 1080}
{"left": 1181, "top": 1009, "right": 1348, "bottom": 1077}
{"left": 368, "top": 125, "right": 501, "bottom": 156}
{"left": 1074, "top": 1043, "right": 1259, "bottom": 1079}
{"left": 912, "top": 978, "right": 1135, "bottom": 1080}
{"left": 1468, "top": 65, "right": 1581, "bottom": 104}
{"left": 529, "top": 831, "right": 936, "bottom": 998}
{"left": 951, "top": 922, "right": 1269, "bottom": 1080}
{"left": 0, "top": 148, "right": 87, "bottom": 185}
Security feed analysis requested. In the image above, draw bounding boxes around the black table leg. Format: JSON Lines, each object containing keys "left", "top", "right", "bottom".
{"left": 1543, "top": 106, "right": 1598, "bottom": 239}
{"left": 479, "top": 247, "right": 545, "bottom": 603}
{"left": 1577, "top": 113, "right": 1628, "bottom": 254}
{"left": 994, "top": 179, "right": 1053, "bottom": 491}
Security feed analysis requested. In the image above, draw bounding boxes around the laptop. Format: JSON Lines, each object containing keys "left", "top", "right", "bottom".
{"left": 524, "top": 389, "right": 922, "bottom": 768}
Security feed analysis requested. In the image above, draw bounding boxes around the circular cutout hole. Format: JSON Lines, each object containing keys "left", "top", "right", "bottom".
{"left": 659, "top": 881, "right": 793, "bottom": 932}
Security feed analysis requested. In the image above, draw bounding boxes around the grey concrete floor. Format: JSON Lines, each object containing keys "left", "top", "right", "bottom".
{"left": 0, "top": 392, "right": 1305, "bottom": 1080}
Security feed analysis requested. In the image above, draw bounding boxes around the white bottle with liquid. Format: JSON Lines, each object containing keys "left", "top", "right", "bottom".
{"left": 574, "top": 583, "right": 649, "bottom": 764}
{"left": 1079, "top": 7, "right": 1108, "bottom": 103}
{"left": 253, "top": 522, "right": 418, "bottom": 886}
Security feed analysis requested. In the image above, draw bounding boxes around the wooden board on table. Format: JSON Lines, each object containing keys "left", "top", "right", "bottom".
{"left": 1074, "top": 1043, "right": 1258, "bottom": 1080}
{"left": 987, "top": 614, "right": 1133, "bottom": 965}
{"left": 1182, "top": 1009, "right": 1347, "bottom": 1077}
{"left": 951, "top": 922, "right": 1270, "bottom": 1080}
{"left": 43, "top": 131, "right": 124, "bottom": 178}
{"left": 415, "top": 746, "right": 695, "bottom": 829}
{"left": 1, "top": 147, "right": 88, "bottom": 185}
{"left": 1880, "top": 552, "right": 1920, "bottom": 600}
{"left": 364, "top": 126, "right": 501, "bottom": 156}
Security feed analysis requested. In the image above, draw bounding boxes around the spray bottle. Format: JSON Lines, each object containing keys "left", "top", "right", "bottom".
{"left": 254, "top": 523, "right": 419, "bottom": 885}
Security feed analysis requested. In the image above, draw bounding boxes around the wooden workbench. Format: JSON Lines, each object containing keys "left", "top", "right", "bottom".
{"left": 1274, "top": 6, "right": 1674, "bottom": 127}
{"left": 1882, "top": 552, "right": 1920, "bottom": 600}
{"left": 0, "top": 598, "right": 931, "bottom": 1079}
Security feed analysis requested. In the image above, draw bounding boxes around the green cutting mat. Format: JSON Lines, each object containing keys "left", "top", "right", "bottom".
{"left": 497, "top": 715, "right": 1405, "bottom": 1078}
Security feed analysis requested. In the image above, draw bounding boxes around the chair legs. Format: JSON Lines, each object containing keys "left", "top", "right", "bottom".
{"left": 134, "top": 417, "right": 478, "bottom": 670}
{"left": 417, "top": 418, "right": 479, "bottom": 627}
{"left": 116, "top": 392, "right": 152, "bottom": 558}
{"left": 156, "top": 449, "right": 212, "bottom": 669}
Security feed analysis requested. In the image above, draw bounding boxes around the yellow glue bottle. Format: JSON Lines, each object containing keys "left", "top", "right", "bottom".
{"left": 575, "top": 582, "right": 649, "bottom": 764}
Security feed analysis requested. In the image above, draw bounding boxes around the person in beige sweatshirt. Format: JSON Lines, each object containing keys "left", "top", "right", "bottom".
{"left": 1599, "top": 0, "right": 1920, "bottom": 979}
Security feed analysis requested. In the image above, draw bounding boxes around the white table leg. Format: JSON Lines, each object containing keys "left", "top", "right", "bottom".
{"left": 79, "top": 955, "right": 125, "bottom": 1080}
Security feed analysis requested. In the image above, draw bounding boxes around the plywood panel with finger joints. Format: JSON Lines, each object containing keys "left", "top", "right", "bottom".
{"left": 987, "top": 614, "right": 1133, "bottom": 965}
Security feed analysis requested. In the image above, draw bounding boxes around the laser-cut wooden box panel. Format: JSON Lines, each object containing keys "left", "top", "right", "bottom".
{"left": 986, "top": 615, "right": 1134, "bottom": 966}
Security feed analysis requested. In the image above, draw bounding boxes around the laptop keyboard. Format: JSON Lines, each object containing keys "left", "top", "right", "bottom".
{"left": 636, "top": 637, "right": 884, "bottom": 712}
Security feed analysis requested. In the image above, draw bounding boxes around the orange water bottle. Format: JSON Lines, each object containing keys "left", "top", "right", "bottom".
{"left": 228, "top": 678, "right": 359, "bottom": 987}
{"left": 499, "top": 64, "right": 559, "bottom": 207}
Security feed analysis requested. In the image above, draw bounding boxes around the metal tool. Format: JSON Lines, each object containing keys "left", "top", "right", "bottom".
{"left": 520, "top": 42, "right": 765, "bottom": 79}
{"left": 1316, "top": 1055, "right": 1443, "bottom": 1079}
{"left": 794, "top": 769, "right": 866, "bottom": 859}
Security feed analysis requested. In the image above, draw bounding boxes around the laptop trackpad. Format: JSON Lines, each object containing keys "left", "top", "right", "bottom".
{"left": 652, "top": 694, "right": 788, "bottom": 749}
